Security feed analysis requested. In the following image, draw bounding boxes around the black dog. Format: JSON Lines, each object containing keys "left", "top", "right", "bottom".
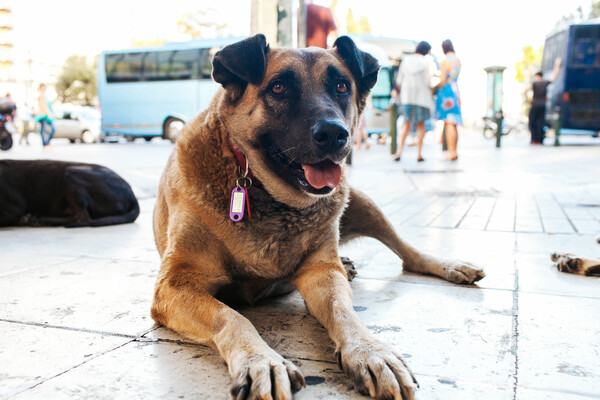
{"left": 0, "top": 160, "right": 139, "bottom": 227}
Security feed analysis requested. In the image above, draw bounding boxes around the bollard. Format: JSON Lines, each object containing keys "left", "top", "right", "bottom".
{"left": 390, "top": 102, "right": 398, "bottom": 155}
{"left": 553, "top": 106, "right": 561, "bottom": 147}
{"left": 442, "top": 125, "right": 447, "bottom": 151}
{"left": 495, "top": 109, "right": 503, "bottom": 148}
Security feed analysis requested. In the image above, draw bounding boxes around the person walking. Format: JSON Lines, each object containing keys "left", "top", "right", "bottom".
{"left": 393, "top": 41, "right": 434, "bottom": 162}
{"left": 35, "top": 83, "right": 55, "bottom": 147}
{"left": 433, "top": 39, "right": 462, "bottom": 161}
{"left": 525, "top": 58, "right": 562, "bottom": 145}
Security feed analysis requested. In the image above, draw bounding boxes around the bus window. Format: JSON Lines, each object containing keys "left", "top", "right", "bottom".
{"left": 570, "top": 25, "right": 600, "bottom": 67}
{"left": 168, "top": 49, "right": 199, "bottom": 80}
{"left": 371, "top": 68, "right": 391, "bottom": 110}
{"left": 200, "top": 47, "right": 221, "bottom": 79}
{"left": 106, "top": 53, "right": 144, "bottom": 83}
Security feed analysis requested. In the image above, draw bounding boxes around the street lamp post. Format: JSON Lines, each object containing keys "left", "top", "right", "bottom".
{"left": 484, "top": 66, "right": 506, "bottom": 148}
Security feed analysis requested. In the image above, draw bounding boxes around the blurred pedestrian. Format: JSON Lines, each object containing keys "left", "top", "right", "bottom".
{"left": 524, "top": 58, "right": 562, "bottom": 145}
{"left": 306, "top": 2, "right": 337, "bottom": 48}
{"left": 19, "top": 102, "right": 34, "bottom": 145}
{"left": 432, "top": 39, "right": 461, "bottom": 161}
{"left": 393, "top": 41, "right": 434, "bottom": 162}
{"left": 354, "top": 115, "right": 370, "bottom": 150}
{"left": 35, "top": 83, "right": 55, "bottom": 147}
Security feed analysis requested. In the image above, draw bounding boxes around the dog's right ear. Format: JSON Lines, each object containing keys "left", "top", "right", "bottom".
{"left": 212, "top": 34, "right": 269, "bottom": 102}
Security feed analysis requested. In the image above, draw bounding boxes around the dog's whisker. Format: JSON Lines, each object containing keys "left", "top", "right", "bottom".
{"left": 274, "top": 146, "right": 297, "bottom": 157}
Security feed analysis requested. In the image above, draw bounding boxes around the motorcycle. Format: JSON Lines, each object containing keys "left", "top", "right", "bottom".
{"left": 0, "top": 98, "right": 16, "bottom": 151}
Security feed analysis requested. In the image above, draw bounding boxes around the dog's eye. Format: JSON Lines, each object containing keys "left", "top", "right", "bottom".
{"left": 271, "top": 82, "right": 286, "bottom": 95}
{"left": 336, "top": 82, "right": 348, "bottom": 94}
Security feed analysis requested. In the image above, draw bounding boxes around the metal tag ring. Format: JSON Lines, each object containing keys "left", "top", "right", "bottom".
{"left": 236, "top": 176, "right": 252, "bottom": 189}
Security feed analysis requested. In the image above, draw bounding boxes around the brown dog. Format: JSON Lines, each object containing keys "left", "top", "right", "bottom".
{"left": 551, "top": 252, "right": 600, "bottom": 275}
{"left": 151, "top": 35, "right": 485, "bottom": 400}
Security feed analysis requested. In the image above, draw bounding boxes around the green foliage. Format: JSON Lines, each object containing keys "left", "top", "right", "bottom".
{"left": 560, "top": 0, "right": 600, "bottom": 23}
{"left": 56, "top": 55, "right": 97, "bottom": 106}
{"left": 589, "top": 0, "right": 600, "bottom": 18}
{"left": 515, "top": 45, "right": 543, "bottom": 83}
{"left": 177, "top": 8, "right": 230, "bottom": 38}
{"left": 346, "top": 8, "right": 371, "bottom": 34}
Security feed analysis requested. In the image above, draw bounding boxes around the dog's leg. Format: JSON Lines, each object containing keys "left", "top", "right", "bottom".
{"left": 340, "top": 187, "right": 485, "bottom": 284}
{"left": 551, "top": 252, "right": 600, "bottom": 276}
{"left": 293, "top": 261, "right": 418, "bottom": 399}
{"left": 152, "top": 256, "right": 305, "bottom": 399}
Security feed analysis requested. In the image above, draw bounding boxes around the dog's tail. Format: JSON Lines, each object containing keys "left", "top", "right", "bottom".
{"left": 67, "top": 200, "right": 140, "bottom": 228}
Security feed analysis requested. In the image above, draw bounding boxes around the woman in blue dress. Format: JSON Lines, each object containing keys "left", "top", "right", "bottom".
{"left": 433, "top": 39, "right": 461, "bottom": 161}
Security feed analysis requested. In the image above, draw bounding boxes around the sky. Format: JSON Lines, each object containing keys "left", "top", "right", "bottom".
{"left": 6, "top": 0, "right": 591, "bottom": 121}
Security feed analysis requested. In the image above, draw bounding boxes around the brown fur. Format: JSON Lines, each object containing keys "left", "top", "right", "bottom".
{"left": 152, "top": 35, "right": 484, "bottom": 400}
{"left": 551, "top": 252, "right": 600, "bottom": 276}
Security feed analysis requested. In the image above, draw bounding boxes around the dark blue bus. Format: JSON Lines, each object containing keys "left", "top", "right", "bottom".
{"left": 543, "top": 19, "right": 600, "bottom": 135}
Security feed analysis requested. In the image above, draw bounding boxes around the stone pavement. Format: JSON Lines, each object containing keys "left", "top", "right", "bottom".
{"left": 1, "top": 130, "right": 599, "bottom": 399}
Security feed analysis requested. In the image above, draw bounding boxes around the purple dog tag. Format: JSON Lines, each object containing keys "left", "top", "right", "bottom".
{"left": 229, "top": 187, "right": 245, "bottom": 222}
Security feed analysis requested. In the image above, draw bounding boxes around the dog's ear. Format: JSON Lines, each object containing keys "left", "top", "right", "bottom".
{"left": 333, "top": 36, "right": 380, "bottom": 94}
{"left": 212, "top": 34, "right": 269, "bottom": 101}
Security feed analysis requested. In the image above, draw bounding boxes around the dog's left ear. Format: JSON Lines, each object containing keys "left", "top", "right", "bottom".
{"left": 334, "top": 36, "right": 380, "bottom": 94}
{"left": 212, "top": 34, "right": 269, "bottom": 102}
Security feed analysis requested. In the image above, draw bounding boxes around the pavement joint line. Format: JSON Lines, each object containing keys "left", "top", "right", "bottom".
{"left": 510, "top": 258, "right": 520, "bottom": 400}
{"left": 454, "top": 196, "right": 477, "bottom": 229}
{"left": 552, "top": 192, "right": 579, "bottom": 234}
{"left": 403, "top": 170, "right": 419, "bottom": 191}
{"left": 0, "top": 257, "right": 82, "bottom": 279}
{"left": 5, "top": 339, "right": 134, "bottom": 399}
{"left": 512, "top": 195, "right": 517, "bottom": 232}
{"left": 134, "top": 334, "right": 339, "bottom": 366}
{"left": 0, "top": 318, "right": 141, "bottom": 339}
{"left": 533, "top": 194, "right": 546, "bottom": 233}
{"left": 483, "top": 197, "right": 499, "bottom": 231}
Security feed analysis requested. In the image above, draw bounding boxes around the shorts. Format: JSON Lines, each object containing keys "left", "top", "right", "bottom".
{"left": 402, "top": 105, "right": 431, "bottom": 123}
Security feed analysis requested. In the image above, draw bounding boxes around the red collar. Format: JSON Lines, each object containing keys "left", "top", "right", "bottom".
{"left": 228, "top": 138, "right": 257, "bottom": 181}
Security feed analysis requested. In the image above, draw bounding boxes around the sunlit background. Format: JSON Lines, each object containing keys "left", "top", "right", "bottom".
{"left": 0, "top": 0, "right": 594, "bottom": 123}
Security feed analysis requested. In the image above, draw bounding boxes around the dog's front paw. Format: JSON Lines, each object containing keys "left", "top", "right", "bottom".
{"left": 551, "top": 252, "right": 582, "bottom": 274}
{"left": 229, "top": 347, "right": 305, "bottom": 400}
{"left": 442, "top": 260, "right": 486, "bottom": 284}
{"left": 336, "top": 339, "right": 418, "bottom": 399}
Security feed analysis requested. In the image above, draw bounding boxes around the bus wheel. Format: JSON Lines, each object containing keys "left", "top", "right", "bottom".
{"left": 144, "top": 137, "right": 153, "bottom": 142}
{"left": 164, "top": 118, "right": 184, "bottom": 143}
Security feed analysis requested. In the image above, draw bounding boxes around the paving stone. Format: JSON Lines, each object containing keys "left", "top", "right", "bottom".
{"left": 516, "top": 253, "right": 600, "bottom": 299}
{"left": 0, "top": 321, "right": 131, "bottom": 398}
{"left": 0, "top": 257, "right": 157, "bottom": 336}
{"left": 517, "top": 292, "right": 600, "bottom": 397}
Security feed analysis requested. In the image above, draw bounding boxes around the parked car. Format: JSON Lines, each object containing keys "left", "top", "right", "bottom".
{"left": 51, "top": 106, "right": 103, "bottom": 143}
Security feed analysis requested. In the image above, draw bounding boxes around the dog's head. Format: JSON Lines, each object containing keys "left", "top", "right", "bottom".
{"left": 213, "top": 34, "right": 379, "bottom": 207}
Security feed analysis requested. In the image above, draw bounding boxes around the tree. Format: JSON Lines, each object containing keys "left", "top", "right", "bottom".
{"left": 589, "top": 0, "right": 600, "bottom": 18}
{"left": 515, "top": 45, "right": 543, "bottom": 83}
{"left": 559, "top": 0, "right": 600, "bottom": 24}
{"left": 178, "top": 8, "right": 231, "bottom": 38}
{"left": 346, "top": 8, "right": 371, "bottom": 34}
{"left": 56, "top": 55, "right": 97, "bottom": 106}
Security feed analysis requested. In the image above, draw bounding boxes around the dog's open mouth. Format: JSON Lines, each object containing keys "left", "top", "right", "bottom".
{"left": 302, "top": 161, "right": 342, "bottom": 189}
{"left": 266, "top": 141, "right": 342, "bottom": 195}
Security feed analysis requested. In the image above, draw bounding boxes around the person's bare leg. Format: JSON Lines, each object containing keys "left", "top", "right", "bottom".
{"left": 394, "top": 122, "right": 411, "bottom": 160}
{"left": 416, "top": 122, "right": 425, "bottom": 161}
{"left": 445, "top": 122, "right": 458, "bottom": 160}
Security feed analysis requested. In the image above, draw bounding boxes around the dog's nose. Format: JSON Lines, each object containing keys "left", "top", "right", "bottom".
{"left": 312, "top": 120, "right": 349, "bottom": 153}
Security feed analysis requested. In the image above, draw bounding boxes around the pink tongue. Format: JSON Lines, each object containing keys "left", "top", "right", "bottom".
{"left": 302, "top": 161, "right": 342, "bottom": 189}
